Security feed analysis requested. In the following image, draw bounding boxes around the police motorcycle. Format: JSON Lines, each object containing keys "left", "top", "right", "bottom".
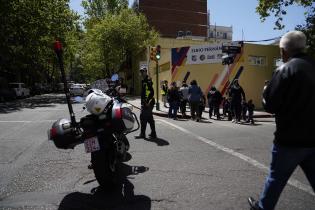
{"left": 48, "top": 74, "right": 139, "bottom": 190}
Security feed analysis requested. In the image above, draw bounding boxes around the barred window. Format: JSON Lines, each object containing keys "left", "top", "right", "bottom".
{"left": 248, "top": 56, "right": 266, "bottom": 66}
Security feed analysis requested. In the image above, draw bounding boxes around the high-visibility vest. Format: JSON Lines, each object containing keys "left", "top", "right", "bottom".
{"left": 142, "top": 79, "right": 153, "bottom": 98}
{"left": 161, "top": 84, "right": 167, "bottom": 95}
{"left": 145, "top": 82, "right": 151, "bottom": 98}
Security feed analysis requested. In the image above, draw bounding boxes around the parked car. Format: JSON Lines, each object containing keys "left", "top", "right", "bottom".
{"left": 0, "top": 88, "right": 16, "bottom": 102}
{"left": 8, "top": 83, "right": 30, "bottom": 98}
{"left": 69, "top": 84, "right": 85, "bottom": 96}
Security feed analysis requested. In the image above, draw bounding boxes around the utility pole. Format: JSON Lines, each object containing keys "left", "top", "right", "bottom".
{"left": 155, "top": 60, "right": 160, "bottom": 110}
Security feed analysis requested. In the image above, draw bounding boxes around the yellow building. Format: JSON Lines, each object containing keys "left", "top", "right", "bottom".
{"left": 147, "top": 38, "right": 280, "bottom": 109}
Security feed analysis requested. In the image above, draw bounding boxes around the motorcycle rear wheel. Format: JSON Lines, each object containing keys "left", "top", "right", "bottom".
{"left": 91, "top": 149, "right": 116, "bottom": 189}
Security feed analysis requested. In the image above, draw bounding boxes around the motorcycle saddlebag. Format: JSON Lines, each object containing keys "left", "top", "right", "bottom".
{"left": 111, "top": 103, "right": 135, "bottom": 132}
{"left": 48, "top": 118, "right": 81, "bottom": 149}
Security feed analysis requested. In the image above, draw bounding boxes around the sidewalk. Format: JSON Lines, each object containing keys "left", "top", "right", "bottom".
{"left": 126, "top": 96, "right": 274, "bottom": 119}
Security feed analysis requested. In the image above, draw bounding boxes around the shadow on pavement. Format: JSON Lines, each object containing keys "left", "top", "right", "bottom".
{"left": 143, "top": 137, "right": 170, "bottom": 146}
{"left": 172, "top": 118, "right": 189, "bottom": 121}
{"left": 58, "top": 163, "right": 151, "bottom": 210}
{"left": 0, "top": 94, "right": 67, "bottom": 114}
{"left": 233, "top": 121, "right": 262, "bottom": 126}
{"left": 197, "top": 120, "right": 212, "bottom": 124}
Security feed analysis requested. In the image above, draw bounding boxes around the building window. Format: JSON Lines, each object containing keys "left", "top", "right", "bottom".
{"left": 248, "top": 56, "right": 266, "bottom": 66}
{"left": 223, "top": 33, "right": 227, "bottom": 39}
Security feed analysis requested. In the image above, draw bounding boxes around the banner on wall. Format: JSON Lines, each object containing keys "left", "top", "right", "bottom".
{"left": 187, "top": 44, "right": 223, "bottom": 64}
{"left": 171, "top": 44, "right": 223, "bottom": 66}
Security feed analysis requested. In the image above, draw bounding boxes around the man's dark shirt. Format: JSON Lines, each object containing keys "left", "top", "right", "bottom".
{"left": 229, "top": 85, "right": 245, "bottom": 104}
{"left": 263, "top": 53, "right": 315, "bottom": 147}
{"left": 167, "top": 87, "right": 181, "bottom": 103}
{"left": 207, "top": 90, "right": 222, "bottom": 105}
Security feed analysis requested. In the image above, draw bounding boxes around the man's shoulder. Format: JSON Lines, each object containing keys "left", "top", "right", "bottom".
{"left": 279, "top": 54, "right": 313, "bottom": 72}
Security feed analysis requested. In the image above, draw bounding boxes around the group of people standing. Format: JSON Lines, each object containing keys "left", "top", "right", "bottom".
{"left": 161, "top": 79, "right": 255, "bottom": 124}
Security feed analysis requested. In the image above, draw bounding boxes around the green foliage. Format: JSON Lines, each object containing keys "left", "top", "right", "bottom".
{"left": 0, "top": 0, "right": 158, "bottom": 85}
{"left": 81, "top": 8, "right": 158, "bottom": 81}
{"left": 256, "top": 0, "right": 315, "bottom": 57}
{"left": 256, "top": 0, "right": 314, "bottom": 29}
{"left": 82, "top": 0, "right": 128, "bottom": 28}
{"left": 0, "top": 0, "right": 80, "bottom": 84}
{"left": 296, "top": 7, "right": 315, "bottom": 57}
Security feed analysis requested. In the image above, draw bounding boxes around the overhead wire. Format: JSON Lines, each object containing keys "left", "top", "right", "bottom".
{"left": 241, "top": 36, "right": 282, "bottom": 43}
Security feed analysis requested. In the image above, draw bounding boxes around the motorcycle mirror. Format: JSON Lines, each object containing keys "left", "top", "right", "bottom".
{"left": 73, "top": 96, "right": 84, "bottom": 103}
{"left": 111, "top": 74, "right": 119, "bottom": 82}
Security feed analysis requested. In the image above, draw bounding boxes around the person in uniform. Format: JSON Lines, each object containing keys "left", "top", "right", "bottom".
{"left": 161, "top": 80, "right": 168, "bottom": 108}
{"left": 135, "top": 67, "right": 157, "bottom": 139}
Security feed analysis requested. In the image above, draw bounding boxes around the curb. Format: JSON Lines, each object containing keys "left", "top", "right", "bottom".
{"left": 126, "top": 99, "right": 274, "bottom": 119}
{"left": 151, "top": 111, "right": 274, "bottom": 119}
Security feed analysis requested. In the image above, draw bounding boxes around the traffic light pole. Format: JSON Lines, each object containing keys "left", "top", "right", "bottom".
{"left": 155, "top": 60, "right": 160, "bottom": 111}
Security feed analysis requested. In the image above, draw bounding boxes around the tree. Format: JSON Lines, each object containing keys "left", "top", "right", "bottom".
{"left": 256, "top": 0, "right": 315, "bottom": 57}
{"left": 256, "top": 0, "right": 313, "bottom": 30}
{"left": 81, "top": 0, "right": 128, "bottom": 28}
{"left": 81, "top": 8, "right": 158, "bottom": 81}
{"left": 296, "top": 7, "right": 315, "bottom": 57}
{"left": 0, "top": 0, "right": 81, "bottom": 85}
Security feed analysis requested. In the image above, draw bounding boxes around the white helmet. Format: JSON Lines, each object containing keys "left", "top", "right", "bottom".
{"left": 85, "top": 91, "right": 112, "bottom": 115}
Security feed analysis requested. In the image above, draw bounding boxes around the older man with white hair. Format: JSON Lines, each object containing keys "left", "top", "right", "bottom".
{"left": 248, "top": 30, "right": 315, "bottom": 209}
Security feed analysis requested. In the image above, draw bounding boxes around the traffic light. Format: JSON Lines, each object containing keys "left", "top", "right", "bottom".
{"left": 156, "top": 45, "right": 161, "bottom": 60}
{"left": 150, "top": 47, "right": 156, "bottom": 61}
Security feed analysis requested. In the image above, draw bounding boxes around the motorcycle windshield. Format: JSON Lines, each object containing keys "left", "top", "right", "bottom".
{"left": 90, "top": 79, "right": 110, "bottom": 93}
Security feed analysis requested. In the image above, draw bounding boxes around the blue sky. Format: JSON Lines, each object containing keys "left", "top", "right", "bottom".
{"left": 69, "top": 0, "right": 309, "bottom": 42}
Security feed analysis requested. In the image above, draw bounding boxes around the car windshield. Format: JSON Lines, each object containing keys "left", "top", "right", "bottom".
{"left": 71, "top": 84, "right": 83, "bottom": 89}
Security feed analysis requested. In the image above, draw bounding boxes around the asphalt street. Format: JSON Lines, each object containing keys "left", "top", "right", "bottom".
{"left": 0, "top": 94, "right": 314, "bottom": 210}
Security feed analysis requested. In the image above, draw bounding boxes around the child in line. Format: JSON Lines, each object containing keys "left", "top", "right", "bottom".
{"left": 247, "top": 99, "right": 255, "bottom": 124}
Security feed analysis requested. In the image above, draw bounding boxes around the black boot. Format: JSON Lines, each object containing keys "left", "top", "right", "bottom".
{"left": 135, "top": 133, "right": 146, "bottom": 139}
{"left": 148, "top": 132, "right": 157, "bottom": 139}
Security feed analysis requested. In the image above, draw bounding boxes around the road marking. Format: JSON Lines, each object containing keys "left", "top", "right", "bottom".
{"left": 0, "top": 120, "right": 56, "bottom": 123}
{"left": 157, "top": 119, "right": 315, "bottom": 197}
